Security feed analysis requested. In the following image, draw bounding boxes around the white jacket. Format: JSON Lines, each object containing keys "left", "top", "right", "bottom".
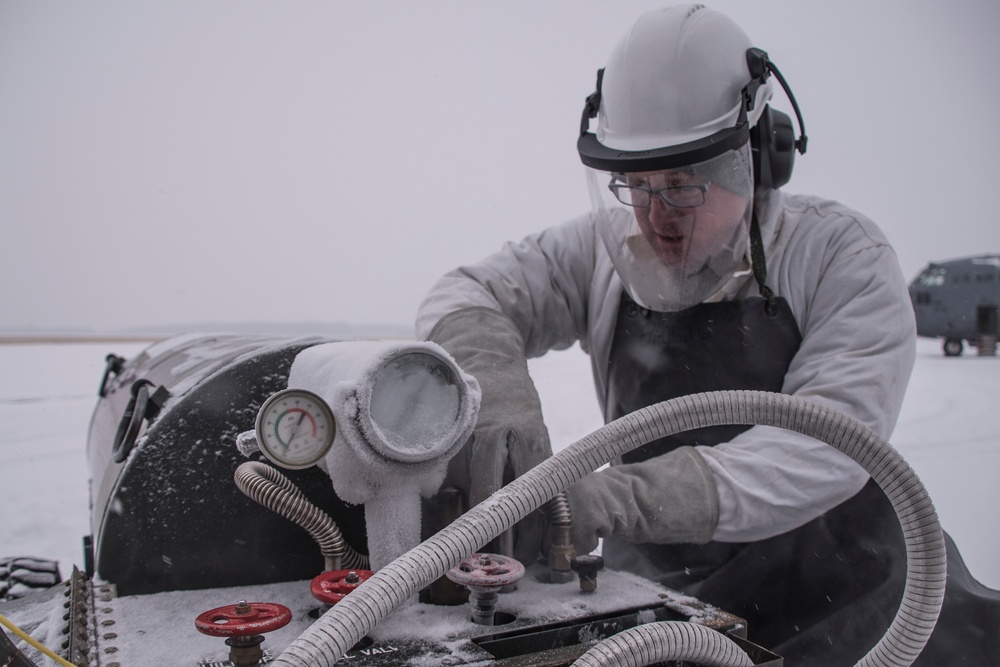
{"left": 416, "top": 188, "right": 916, "bottom": 542}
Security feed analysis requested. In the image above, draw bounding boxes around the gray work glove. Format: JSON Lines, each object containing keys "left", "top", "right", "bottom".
{"left": 565, "top": 446, "right": 720, "bottom": 554}
{"left": 427, "top": 307, "right": 553, "bottom": 564}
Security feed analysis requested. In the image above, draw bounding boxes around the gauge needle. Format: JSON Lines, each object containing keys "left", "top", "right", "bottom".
{"left": 287, "top": 411, "right": 307, "bottom": 444}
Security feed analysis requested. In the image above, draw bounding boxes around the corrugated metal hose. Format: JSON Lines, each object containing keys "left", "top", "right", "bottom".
{"left": 234, "top": 461, "right": 369, "bottom": 571}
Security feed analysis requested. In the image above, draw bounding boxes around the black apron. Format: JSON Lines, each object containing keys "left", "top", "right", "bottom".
{"left": 604, "top": 292, "right": 1000, "bottom": 666}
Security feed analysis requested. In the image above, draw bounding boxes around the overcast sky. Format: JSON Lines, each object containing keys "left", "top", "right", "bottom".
{"left": 2, "top": 0, "right": 998, "bottom": 334}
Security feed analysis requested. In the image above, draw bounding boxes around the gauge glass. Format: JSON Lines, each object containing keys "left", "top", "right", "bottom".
{"left": 255, "top": 389, "right": 335, "bottom": 469}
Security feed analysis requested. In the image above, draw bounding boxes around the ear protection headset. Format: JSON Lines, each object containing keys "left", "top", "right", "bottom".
{"left": 578, "top": 47, "right": 808, "bottom": 190}
{"left": 746, "top": 48, "right": 808, "bottom": 190}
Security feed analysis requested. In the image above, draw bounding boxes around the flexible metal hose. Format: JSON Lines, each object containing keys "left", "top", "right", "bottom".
{"left": 233, "top": 461, "right": 369, "bottom": 571}
{"left": 272, "top": 390, "right": 946, "bottom": 667}
{"left": 572, "top": 621, "right": 753, "bottom": 667}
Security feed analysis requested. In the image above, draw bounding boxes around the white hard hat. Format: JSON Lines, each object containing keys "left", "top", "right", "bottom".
{"left": 579, "top": 4, "right": 773, "bottom": 172}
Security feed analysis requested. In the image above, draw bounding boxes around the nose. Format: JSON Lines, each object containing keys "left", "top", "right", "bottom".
{"left": 648, "top": 194, "right": 683, "bottom": 224}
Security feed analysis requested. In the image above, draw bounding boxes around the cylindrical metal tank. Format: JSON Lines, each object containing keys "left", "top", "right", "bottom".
{"left": 87, "top": 334, "right": 367, "bottom": 596}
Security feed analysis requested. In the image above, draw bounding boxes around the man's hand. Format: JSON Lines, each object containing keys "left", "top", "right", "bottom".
{"left": 566, "top": 446, "right": 721, "bottom": 554}
{"left": 428, "top": 307, "right": 553, "bottom": 563}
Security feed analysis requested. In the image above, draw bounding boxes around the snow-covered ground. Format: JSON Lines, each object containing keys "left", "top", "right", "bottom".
{"left": 1, "top": 336, "right": 997, "bottom": 590}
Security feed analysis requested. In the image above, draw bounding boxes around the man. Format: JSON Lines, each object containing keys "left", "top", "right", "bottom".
{"left": 417, "top": 5, "right": 998, "bottom": 664}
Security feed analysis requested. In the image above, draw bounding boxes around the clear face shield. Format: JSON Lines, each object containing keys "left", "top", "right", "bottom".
{"left": 586, "top": 142, "right": 754, "bottom": 312}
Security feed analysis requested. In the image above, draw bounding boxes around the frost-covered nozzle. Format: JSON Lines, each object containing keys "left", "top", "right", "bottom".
{"left": 288, "top": 341, "right": 481, "bottom": 570}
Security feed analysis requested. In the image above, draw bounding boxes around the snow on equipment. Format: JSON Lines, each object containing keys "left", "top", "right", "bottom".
{"left": 0, "top": 333, "right": 947, "bottom": 666}
{"left": 281, "top": 340, "right": 481, "bottom": 571}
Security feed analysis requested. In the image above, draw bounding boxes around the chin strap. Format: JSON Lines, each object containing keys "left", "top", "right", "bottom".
{"left": 749, "top": 208, "right": 776, "bottom": 315}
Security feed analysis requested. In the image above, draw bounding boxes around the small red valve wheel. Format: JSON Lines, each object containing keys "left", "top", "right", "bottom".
{"left": 446, "top": 553, "right": 525, "bottom": 590}
{"left": 195, "top": 601, "right": 292, "bottom": 666}
{"left": 195, "top": 601, "right": 292, "bottom": 636}
{"left": 310, "top": 569, "right": 376, "bottom": 606}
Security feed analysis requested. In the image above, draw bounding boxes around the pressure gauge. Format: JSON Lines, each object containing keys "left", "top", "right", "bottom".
{"left": 255, "top": 389, "right": 336, "bottom": 469}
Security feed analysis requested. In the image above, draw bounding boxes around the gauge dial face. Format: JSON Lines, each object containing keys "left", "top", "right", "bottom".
{"left": 255, "top": 389, "right": 335, "bottom": 469}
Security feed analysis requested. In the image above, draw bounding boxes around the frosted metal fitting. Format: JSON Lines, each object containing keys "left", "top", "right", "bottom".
{"left": 570, "top": 554, "right": 605, "bottom": 593}
{"left": 446, "top": 553, "right": 525, "bottom": 626}
{"left": 288, "top": 340, "right": 481, "bottom": 570}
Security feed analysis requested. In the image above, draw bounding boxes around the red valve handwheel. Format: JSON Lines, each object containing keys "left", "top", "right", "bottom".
{"left": 445, "top": 553, "right": 525, "bottom": 589}
{"left": 195, "top": 602, "right": 292, "bottom": 637}
{"left": 310, "top": 569, "right": 376, "bottom": 606}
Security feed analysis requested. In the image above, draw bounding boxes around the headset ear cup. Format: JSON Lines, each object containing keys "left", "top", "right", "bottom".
{"left": 768, "top": 108, "right": 796, "bottom": 189}
{"left": 751, "top": 106, "right": 796, "bottom": 189}
{"left": 751, "top": 107, "right": 772, "bottom": 189}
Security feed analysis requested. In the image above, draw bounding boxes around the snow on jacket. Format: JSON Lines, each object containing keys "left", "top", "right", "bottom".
{"left": 416, "top": 188, "right": 917, "bottom": 542}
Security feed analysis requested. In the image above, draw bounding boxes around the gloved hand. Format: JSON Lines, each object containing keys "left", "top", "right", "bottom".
{"left": 565, "top": 446, "right": 720, "bottom": 554}
{"left": 427, "top": 307, "right": 553, "bottom": 564}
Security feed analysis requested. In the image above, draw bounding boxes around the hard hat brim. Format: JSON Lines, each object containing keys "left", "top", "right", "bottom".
{"left": 578, "top": 121, "right": 750, "bottom": 173}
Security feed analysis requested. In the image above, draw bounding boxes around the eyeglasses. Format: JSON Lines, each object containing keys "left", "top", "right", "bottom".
{"left": 607, "top": 176, "right": 711, "bottom": 208}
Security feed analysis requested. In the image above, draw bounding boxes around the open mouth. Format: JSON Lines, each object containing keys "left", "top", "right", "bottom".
{"left": 649, "top": 230, "right": 686, "bottom": 256}
{"left": 641, "top": 213, "right": 694, "bottom": 259}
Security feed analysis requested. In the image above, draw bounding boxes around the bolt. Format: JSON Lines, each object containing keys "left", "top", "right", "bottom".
{"left": 233, "top": 600, "right": 252, "bottom": 615}
{"left": 344, "top": 571, "right": 360, "bottom": 585}
{"left": 547, "top": 522, "right": 576, "bottom": 583}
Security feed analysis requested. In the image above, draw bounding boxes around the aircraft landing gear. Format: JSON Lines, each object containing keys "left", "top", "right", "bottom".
{"left": 943, "top": 338, "right": 964, "bottom": 356}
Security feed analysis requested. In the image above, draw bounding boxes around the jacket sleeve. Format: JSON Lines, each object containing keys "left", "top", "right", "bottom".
{"left": 416, "top": 214, "right": 598, "bottom": 357}
{"left": 698, "top": 195, "right": 917, "bottom": 542}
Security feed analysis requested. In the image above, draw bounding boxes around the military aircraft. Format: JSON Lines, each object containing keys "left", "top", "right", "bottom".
{"left": 909, "top": 254, "right": 1000, "bottom": 356}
